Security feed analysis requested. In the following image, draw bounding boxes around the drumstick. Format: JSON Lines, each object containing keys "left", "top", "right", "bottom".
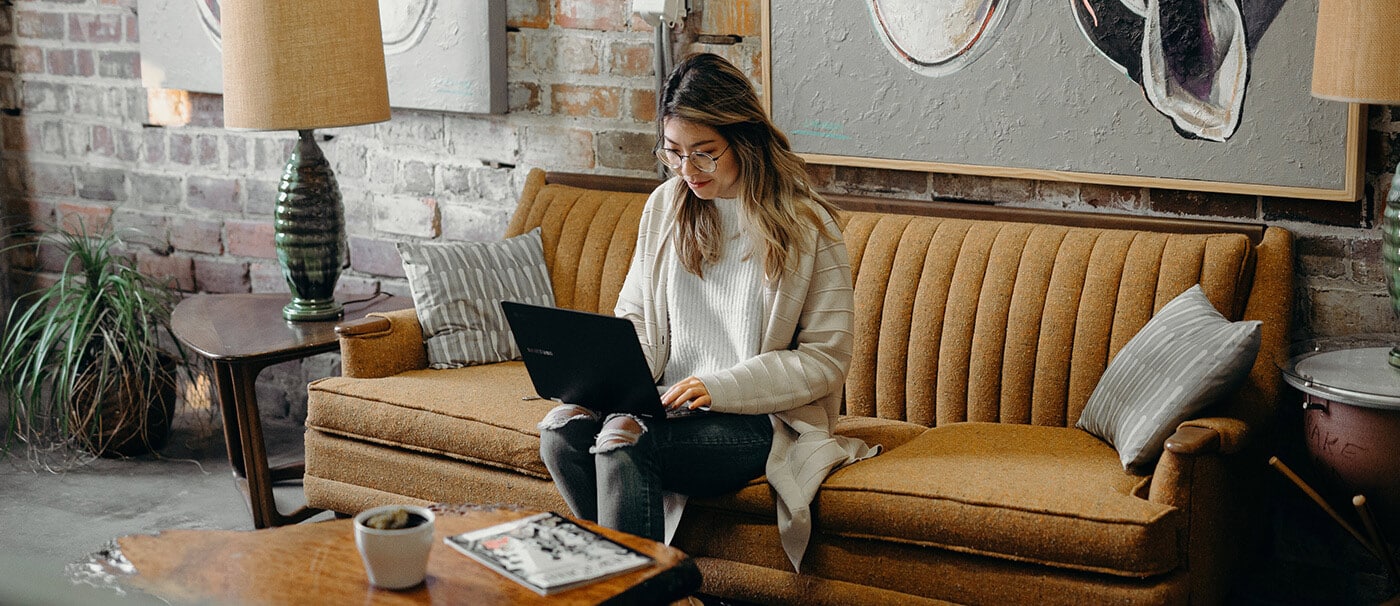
{"left": 1353, "top": 495, "right": 1399, "bottom": 583}
{"left": 1267, "top": 457, "right": 1378, "bottom": 557}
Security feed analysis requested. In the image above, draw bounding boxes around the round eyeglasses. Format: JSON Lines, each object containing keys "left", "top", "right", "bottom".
{"left": 654, "top": 145, "right": 730, "bottom": 174}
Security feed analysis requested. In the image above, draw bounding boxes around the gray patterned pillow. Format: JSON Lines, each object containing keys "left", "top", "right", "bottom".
{"left": 397, "top": 228, "right": 554, "bottom": 369}
{"left": 1076, "top": 285, "right": 1261, "bottom": 471}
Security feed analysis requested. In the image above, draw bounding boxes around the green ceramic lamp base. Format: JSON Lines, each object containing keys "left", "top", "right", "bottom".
{"left": 1385, "top": 169, "right": 1400, "bottom": 370}
{"left": 276, "top": 130, "right": 348, "bottom": 323}
{"left": 282, "top": 298, "right": 344, "bottom": 322}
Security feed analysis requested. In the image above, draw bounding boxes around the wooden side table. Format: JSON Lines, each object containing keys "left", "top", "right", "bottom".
{"left": 171, "top": 293, "right": 413, "bottom": 528}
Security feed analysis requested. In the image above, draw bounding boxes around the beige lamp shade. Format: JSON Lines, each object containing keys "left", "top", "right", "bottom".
{"left": 222, "top": 0, "right": 391, "bottom": 131}
{"left": 1312, "top": 0, "right": 1400, "bottom": 104}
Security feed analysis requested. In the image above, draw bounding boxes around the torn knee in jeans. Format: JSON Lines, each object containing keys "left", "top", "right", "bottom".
{"left": 589, "top": 414, "right": 645, "bottom": 454}
{"left": 537, "top": 404, "right": 596, "bottom": 431}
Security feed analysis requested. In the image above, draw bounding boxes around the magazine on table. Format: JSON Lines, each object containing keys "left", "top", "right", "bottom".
{"left": 443, "top": 511, "right": 654, "bottom": 595}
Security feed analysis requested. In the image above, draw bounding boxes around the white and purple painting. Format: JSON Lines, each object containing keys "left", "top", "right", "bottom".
{"left": 769, "top": 0, "right": 1360, "bottom": 199}
{"left": 138, "top": 0, "right": 505, "bottom": 114}
{"left": 867, "top": 0, "right": 1012, "bottom": 78}
{"left": 1070, "top": 0, "right": 1263, "bottom": 142}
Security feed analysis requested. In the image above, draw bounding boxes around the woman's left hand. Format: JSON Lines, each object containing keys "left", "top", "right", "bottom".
{"left": 662, "top": 376, "right": 712, "bottom": 411}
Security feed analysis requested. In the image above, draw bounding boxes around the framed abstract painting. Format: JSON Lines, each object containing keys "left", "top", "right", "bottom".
{"left": 763, "top": 0, "right": 1364, "bottom": 201}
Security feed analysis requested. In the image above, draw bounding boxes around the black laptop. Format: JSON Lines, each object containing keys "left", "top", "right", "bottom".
{"left": 500, "top": 301, "right": 667, "bottom": 418}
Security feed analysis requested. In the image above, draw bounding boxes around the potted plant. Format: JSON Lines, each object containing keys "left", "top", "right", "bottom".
{"left": 0, "top": 222, "right": 186, "bottom": 460}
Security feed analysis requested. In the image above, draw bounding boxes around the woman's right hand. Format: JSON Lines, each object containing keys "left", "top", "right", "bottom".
{"left": 662, "top": 376, "right": 712, "bottom": 411}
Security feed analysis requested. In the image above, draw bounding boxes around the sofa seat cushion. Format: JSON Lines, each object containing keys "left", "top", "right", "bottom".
{"left": 817, "top": 422, "right": 1180, "bottom": 578}
{"left": 689, "top": 415, "right": 929, "bottom": 519}
{"left": 307, "top": 362, "right": 555, "bottom": 479}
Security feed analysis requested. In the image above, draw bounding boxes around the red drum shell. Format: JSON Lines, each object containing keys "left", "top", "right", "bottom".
{"left": 1303, "top": 394, "right": 1400, "bottom": 539}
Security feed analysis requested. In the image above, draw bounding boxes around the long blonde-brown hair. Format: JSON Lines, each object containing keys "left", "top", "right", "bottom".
{"left": 658, "top": 53, "right": 837, "bottom": 279}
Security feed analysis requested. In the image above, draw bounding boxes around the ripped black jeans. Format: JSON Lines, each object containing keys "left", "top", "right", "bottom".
{"left": 538, "top": 405, "right": 773, "bottom": 542}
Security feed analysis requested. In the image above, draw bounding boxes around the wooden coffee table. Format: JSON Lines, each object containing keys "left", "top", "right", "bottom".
{"left": 94, "top": 505, "right": 701, "bottom": 605}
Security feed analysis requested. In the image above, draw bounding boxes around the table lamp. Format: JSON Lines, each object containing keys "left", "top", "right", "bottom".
{"left": 221, "top": 1, "right": 391, "bottom": 321}
{"left": 1312, "top": 0, "right": 1400, "bottom": 366}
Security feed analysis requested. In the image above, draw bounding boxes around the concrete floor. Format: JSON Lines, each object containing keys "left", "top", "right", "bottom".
{"left": 0, "top": 403, "right": 1396, "bottom": 605}
{"left": 0, "top": 406, "right": 332, "bottom": 604}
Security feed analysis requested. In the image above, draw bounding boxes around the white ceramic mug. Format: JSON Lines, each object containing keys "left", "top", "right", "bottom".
{"left": 353, "top": 504, "right": 436, "bottom": 589}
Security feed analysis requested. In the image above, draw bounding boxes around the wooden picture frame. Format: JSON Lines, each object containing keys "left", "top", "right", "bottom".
{"left": 762, "top": 0, "right": 1365, "bottom": 201}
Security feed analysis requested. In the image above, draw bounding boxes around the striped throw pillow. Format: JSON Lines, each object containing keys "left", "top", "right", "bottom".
{"left": 1076, "top": 284, "right": 1261, "bottom": 471}
{"left": 398, "top": 228, "right": 554, "bottom": 369}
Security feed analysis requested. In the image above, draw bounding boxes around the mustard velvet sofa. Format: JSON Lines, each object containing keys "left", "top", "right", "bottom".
{"left": 304, "top": 168, "right": 1293, "bottom": 605}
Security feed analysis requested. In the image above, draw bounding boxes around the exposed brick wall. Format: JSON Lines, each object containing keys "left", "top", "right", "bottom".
{"left": 0, "top": 0, "right": 1394, "bottom": 421}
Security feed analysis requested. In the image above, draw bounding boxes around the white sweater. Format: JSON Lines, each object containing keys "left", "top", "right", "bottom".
{"left": 663, "top": 197, "right": 765, "bottom": 390}
{"left": 615, "top": 177, "right": 879, "bottom": 571}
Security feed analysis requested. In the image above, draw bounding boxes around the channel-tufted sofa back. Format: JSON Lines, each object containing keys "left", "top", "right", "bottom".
{"left": 506, "top": 169, "right": 1292, "bottom": 433}
{"left": 841, "top": 213, "right": 1262, "bottom": 429}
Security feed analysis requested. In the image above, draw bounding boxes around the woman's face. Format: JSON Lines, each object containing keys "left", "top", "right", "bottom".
{"left": 661, "top": 118, "right": 742, "bottom": 200}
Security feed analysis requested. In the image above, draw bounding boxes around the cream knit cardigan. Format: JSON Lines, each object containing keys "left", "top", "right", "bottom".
{"left": 615, "top": 178, "right": 878, "bottom": 572}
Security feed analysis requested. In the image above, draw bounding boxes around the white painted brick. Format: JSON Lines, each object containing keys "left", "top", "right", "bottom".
{"left": 521, "top": 125, "right": 595, "bottom": 171}
{"left": 441, "top": 204, "right": 512, "bottom": 242}
{"left": 523, "top": 29, "right": 556, "bottom": 72}
{"left": 444, "top": 115, "right": 520, "bottom": 165}
{"left": 329, "top": 141, "right": 369, "bottom": 180}
{"left": 399, "top": 160, "right": 435, "bottom": 195}
{"left": 244, "top": 179, "right": 280, "bottom": 217}
{"left": 440, "top": 164, "right": 474, "bottom": 194}
{"left": 471, "top": 167, "right": 518, "bottom": 205}
{"left": 508, "top": 30, "right": 530, "bottom": 72}
{"left": 374, "top": 194, "right": 440, "bottom": 238}
{"left": 371, "top": 111, "right": 446, "bottom": 152}
{"left": 126, "top": 86, "right": 148, "bottom": 124}
{"left": 365, "top": 153, "right": 398, "bottom": 195}
{"left": 62, "top": 122, "right": 87, "bottom": 156}
{"left": 342, "top": 188, "right": 375, "bottom": 234}
{"left": 437, "top": 165, "right": 518, "bottom": 205}
{"left": 22, "top": 81, "right": 68, "bottom": 113}
{"left": 254, "top": 137, "right": 296, "bottom": 171}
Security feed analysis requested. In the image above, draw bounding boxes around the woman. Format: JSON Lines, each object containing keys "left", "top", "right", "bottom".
{"left": 538, "top": 53, "right": 877, "bottom": 571}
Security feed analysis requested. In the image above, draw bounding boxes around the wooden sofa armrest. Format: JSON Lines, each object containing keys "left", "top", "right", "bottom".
{"left": 1163, "top": 425, "right": 1220, "bottom": 455}
{"left": 1148, "top": 416, "right": 1250, "bottom": 507}
{"left": 335, "top": 308, "right": 429, "bottom": 379}
{"left": 337, "top": 315, "right": 392, "bottom": 337}
{"left": 1164, "top": 416, "right": 1249, "bottom": 456}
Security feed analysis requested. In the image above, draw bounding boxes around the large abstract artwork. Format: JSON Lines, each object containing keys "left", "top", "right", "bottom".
{"left": 765, "top": 0, "right": 1363, "bottom": 200}
{"left": 139, "top": 0, "right": 505, "bottom": 114}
